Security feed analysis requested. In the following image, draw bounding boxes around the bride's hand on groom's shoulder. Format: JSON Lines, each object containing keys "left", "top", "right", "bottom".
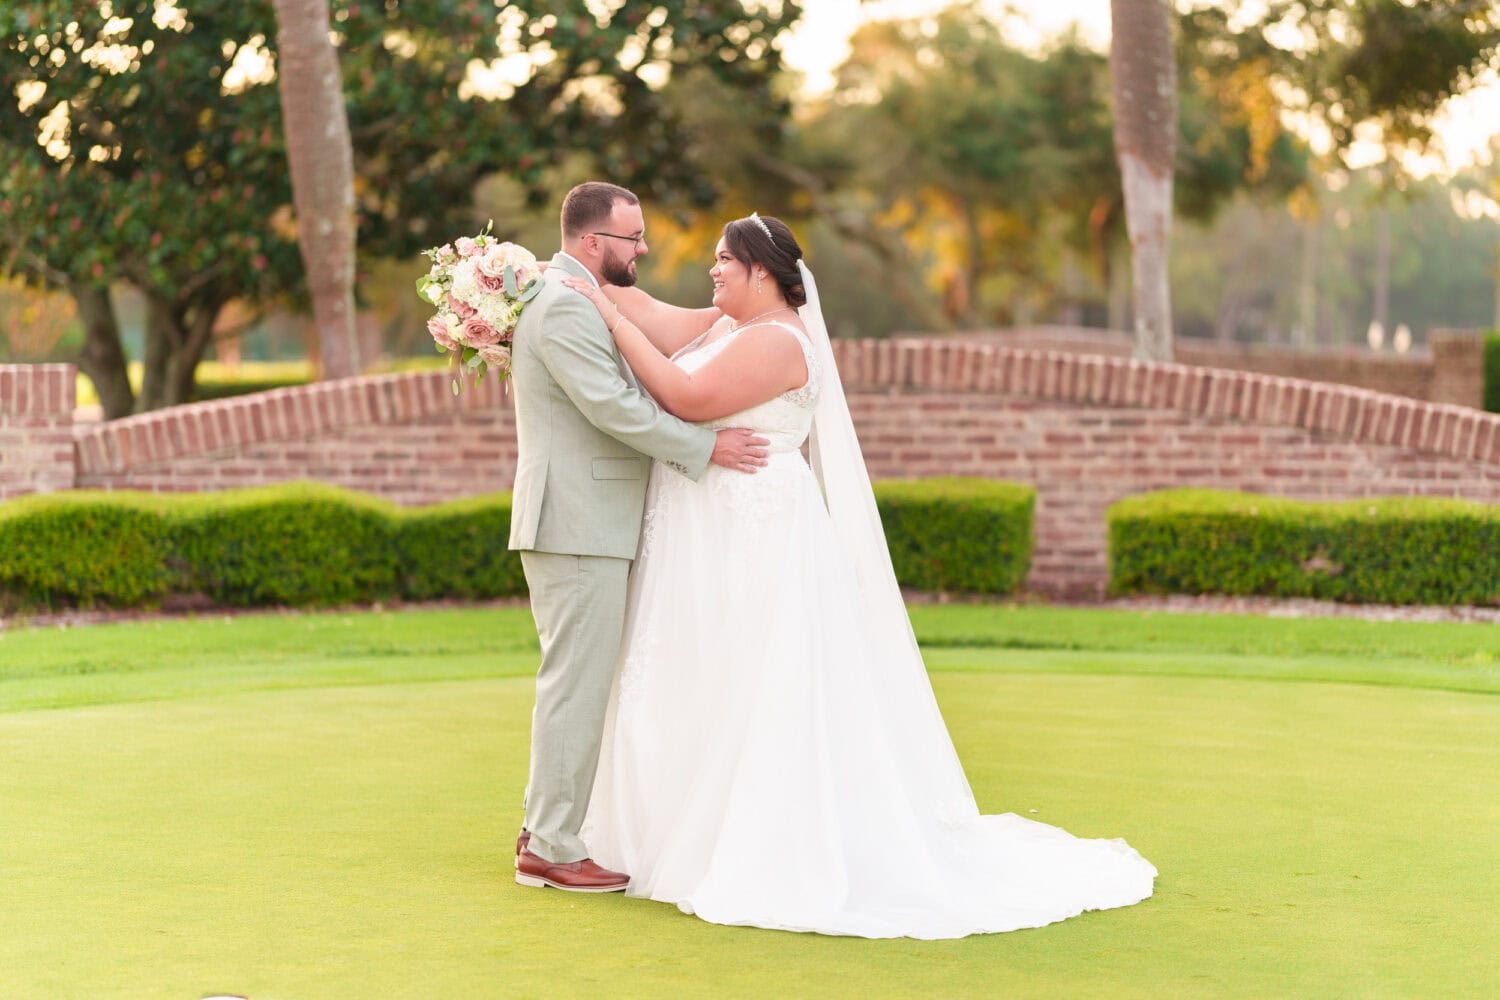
{"left": 560, "top": 276, "right": 609, "bottom": 314}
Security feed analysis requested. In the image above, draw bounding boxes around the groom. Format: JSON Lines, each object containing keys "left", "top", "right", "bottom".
{"left": 508, "top": 181, "right": 767, "bottom": 892}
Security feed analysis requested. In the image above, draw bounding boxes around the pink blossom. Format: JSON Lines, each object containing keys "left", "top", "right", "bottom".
{"left": 477, "top": 270, "right": 507, "bottom": 294}
{"left": 456, "top": 237, "right": 482, "bottom": 257}
{"left": 475, "top": 248, "right": 508, "bottom": 279}
{"left": 449, "top": 296, "right": 477, "bottom": 320}
{"left": 461, "top": 316, "right": 502, "bottom": 346}
{"left": 427, "top": 315, "right": 460, "bottom": 351}
{"left": 479, "top": 344, "right": 511, "bottom": 370}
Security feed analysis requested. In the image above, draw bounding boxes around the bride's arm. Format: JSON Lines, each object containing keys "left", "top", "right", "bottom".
{"left": 602, "top": 285, "right": 722, "bottom": 357}
{"left": 563, "top": 278, "right": 805, "bottom": 422}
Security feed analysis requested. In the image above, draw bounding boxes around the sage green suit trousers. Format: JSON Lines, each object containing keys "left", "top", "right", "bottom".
{"left": 508, "top": 253, "right": 715, "bottom": 864}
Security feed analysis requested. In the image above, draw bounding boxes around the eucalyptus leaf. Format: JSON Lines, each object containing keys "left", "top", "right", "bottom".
{"left": 503, "top": 264, "right": 519, "bottom": 297}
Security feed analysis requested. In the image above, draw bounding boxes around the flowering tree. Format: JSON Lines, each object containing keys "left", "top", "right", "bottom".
{"left": 0, "top": 1, "right": 795, "bottom": 418}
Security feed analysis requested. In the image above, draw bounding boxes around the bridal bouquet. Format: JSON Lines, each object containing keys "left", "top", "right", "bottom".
{"left": 416, "top": 223, "right": 542, "bottom": 393}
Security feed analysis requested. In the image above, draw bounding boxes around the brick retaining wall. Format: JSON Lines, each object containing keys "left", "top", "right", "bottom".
{"left": 0, "top": 365, "right": 75, "bottom": 499}
{"left": 4, "top": 344, "right": 1499, "bottom": 595}
{"left": 73, "top": 371, "right": 516, "bottom": 505}
{"left": 834, "top": 342, "right": 1500, "bottom": 594}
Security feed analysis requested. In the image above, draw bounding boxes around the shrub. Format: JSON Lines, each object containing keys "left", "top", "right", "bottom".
{"left": 393, "top": 493, "right": 526, "bottom": 600}
{"left": 0, "top": 491, "right": 174, "bottom": 609}
{"left": 1484, "top": 331, "right": 1500, "bottom": 414}
{"left": 874, "top": 477, "right": 1034, "bottom": 594}
{"left": 166, "top": 483, "right": 397, "bottom": 607}
{"left": 0, "top": 477, "right": 1037, "bottom": 610}
{"left": 1108, "top": 488, "right": 1500, "bottom": 606}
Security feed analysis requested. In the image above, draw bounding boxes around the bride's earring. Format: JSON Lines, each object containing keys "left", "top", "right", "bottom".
{"left": 756, "top": 271, "right": 764, "bottom": 294}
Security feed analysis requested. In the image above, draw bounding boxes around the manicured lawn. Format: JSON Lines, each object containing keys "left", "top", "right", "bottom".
{"left": 1, "top": 606, "right": 1497, "bottom": 998}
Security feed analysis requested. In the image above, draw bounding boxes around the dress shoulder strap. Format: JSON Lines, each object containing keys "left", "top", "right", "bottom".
{"left": 751, "top": 319, "right": 821, "bottom": 408}
{"left": 759, "top": 318, "right": 809, "bottom": 340}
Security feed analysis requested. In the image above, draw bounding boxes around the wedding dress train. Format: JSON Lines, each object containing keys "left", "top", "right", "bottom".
{"left": 580, "top": 289, "right": 1156, "bottom": 938}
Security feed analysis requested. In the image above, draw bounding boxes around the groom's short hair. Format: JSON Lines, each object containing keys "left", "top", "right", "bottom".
{"left": 561, "top": 182, "right": 640, "bottom": 240}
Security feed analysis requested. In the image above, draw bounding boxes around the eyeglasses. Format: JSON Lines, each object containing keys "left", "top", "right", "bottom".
{"left": 591, "top": 231, "right": 646, "bottom": 250}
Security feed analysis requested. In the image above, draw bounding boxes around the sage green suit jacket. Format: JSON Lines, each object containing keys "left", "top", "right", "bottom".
{"left": 507, "top": 253, "right": 716, "bottom": 559}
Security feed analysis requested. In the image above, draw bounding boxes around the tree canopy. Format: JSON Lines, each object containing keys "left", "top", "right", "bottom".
{"left": 782, "top": 4, "right": 1307, "bottom": 330}
{"left": 0, "top": 0, "right": 796, "bottom": 416}
{"left": 1184, "top": 0, "right": 1500, "bottom": 169}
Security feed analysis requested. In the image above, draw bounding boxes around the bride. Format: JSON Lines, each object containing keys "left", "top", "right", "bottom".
{"left": 558, "top": 214, "right": 1156, "bottom": 939}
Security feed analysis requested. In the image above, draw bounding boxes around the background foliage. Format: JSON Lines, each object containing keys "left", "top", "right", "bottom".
{"left": 3, "top": 1, "right": 1498, "bottom": 399}
{"left": 1108, "top": 488, "right": 1500, "bottom": 605}
{"left": 0, "top": 478, "right": 1034, "bottom": 609}
{"left": 0, "top": 0, "right": 794, "bottom": 413}
{"left": 877, "top": 477, "right": 1034, "bottom": 594}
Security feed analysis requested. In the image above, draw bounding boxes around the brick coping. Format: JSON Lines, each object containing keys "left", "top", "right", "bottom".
{"left": 64, "top": 342, "right": 1500, "bottom": 475}
{"left": 73, "top": 368, "right": 508, "bottom": 476}
{"left": 0, "top": 364, "right": 76, "bottom": 418}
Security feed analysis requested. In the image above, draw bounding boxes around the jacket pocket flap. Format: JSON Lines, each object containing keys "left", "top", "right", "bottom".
{"left": 591, "top": 457, "right": 646, "bottom": 481}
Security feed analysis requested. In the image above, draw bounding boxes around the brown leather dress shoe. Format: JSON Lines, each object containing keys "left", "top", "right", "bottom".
{"left": 515, "top": 849, "right": 629, "bottom": 893}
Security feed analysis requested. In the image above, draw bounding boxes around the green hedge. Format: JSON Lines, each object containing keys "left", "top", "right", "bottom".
{"left": 1108, "top": 488, "right": 1500, "bottom": 606}
{"left": 0, "top": 492, "right": 176, "bottom": 609}
{"left": 1484, "top": 331, "right": 1500, "bottom": 414}
{"left": 875, "top": 477, "right": 1034, "bottom": 594}
{"left": 392, "top": 494, "right": 526, "bottom": 600}
{"left": 169, "top": 484, "right": 396, "bottom": 606}
{"left": 0, "top": 477, "right": 1030, "bottom": 610}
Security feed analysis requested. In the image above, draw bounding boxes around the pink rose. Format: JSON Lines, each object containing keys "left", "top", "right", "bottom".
{"left": 456, "top": 237, "right": 482, "bottom": 257}
{"left": 427, "top": 315, "right": 460, "bottom": 351}
{"left": 479, "top": 344, "right": 511, "bottom": 370}
{"left": 449, "top": 296, "right": 477, "bottom": 321}
{"left": 461, "top": 316, "right": 502, "bottom": 346}
{"left": 475, "top": 247, "right": 509, "bottom": 279}
{"left": 477, "top": 270, "right": 507, "bottom": 294}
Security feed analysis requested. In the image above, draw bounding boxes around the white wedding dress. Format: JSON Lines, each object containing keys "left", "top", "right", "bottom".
{"left": 581, "top": 277, "right": 1155, "bottom": 938}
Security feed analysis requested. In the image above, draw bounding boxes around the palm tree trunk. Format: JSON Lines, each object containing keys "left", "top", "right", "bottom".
{"left": 1110, "top": 0, "right": 1177, "bottom": 361}
{"left": 273, "top": 0, "right": 360, "bottom": 379}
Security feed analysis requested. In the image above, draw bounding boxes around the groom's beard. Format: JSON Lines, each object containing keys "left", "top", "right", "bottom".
{"left": 601, "top": 248, "right": 638, "bottom": 287}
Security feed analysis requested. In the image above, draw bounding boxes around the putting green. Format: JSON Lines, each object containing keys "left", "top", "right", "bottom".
{"left": 3, "top": 649, "right": 1497, "bottom": 998}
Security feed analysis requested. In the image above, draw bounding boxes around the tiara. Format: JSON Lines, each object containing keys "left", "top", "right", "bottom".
{"left": 749, "top": 211, "right": 774, "bottom": 243}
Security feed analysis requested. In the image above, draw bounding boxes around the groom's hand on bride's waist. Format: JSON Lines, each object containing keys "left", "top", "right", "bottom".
{"left": 711, "top": 428, "right": 770, "bottom": 474}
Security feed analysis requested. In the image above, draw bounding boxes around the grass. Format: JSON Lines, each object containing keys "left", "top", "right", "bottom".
{"left": 1, "top": 605, "right": 1498, "bottom": 998}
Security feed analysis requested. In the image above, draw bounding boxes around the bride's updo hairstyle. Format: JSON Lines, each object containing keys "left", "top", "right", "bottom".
{"left": 723, "top": 215, "right": 806, "bottom": 308}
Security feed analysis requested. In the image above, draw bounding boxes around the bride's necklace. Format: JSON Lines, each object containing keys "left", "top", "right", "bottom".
{"left": 727, "top": 305, "right": 794, "bottom": 334}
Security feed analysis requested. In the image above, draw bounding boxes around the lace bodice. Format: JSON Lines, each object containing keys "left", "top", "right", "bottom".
{"left": 671, "top": 320, "right": 821, "bottom": 453}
